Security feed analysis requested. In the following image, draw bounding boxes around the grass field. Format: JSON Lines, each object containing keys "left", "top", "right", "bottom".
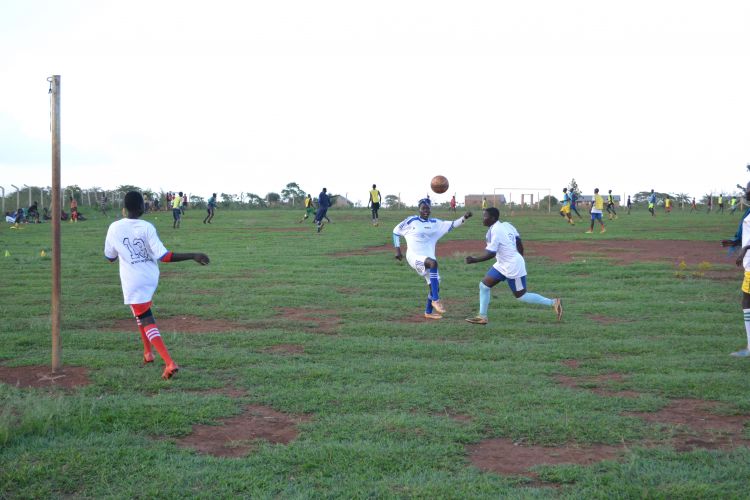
{"left": 1, "top": 205, "right": 749, "bottom": 498}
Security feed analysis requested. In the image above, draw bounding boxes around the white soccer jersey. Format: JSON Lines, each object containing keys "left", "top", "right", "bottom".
{"left": 486, "top": 221, "right": 527, "bottom": 279}
{"left": 104, "top": 218, "right": 169, "bottom": 304}
{"left": 393, "top": 215, "right": 462, "bottom": 259}
{"left": 743, "top": 211, "right": 750, "bottom": 270}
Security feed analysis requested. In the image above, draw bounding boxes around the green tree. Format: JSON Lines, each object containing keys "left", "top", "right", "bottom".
{"left": 190, "top": 195, "right": 206, "bottom": 208}
{"left": 280, "top": 182, "right": 306, "bottom": 205}
{"left": 116, "top": 185, "right": 142, "bottom": 195}
{"left": 219, "top": 193, "right": 237, "bottom": 208}
{"left": 384, "top": 194, "right": 404, "bottom": 208}
{"left": 246, "top": 193, "right": 266, "bottom": 207}
{"left": 266, "top": 192, "right": 281, "bottom": 205}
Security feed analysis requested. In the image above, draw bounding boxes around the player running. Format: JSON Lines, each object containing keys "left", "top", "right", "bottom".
{"left": 585, "top": 188, "right": 606, "bottom": 234}
{"left": 393, "top": 198, "right": 472, "bottom": 319}
{"left": 203, "top": 193, "right": 217, "bottom": 224}
{"left": 465, "top": 207, "right": 562, "bottom": 325}
{"left": 368, "top": 184, "right": 382, "bottom": 226}
{"left": 606, "top": 190, "right": 618, "bottom": 220}
{"left": 559, "top": 188, "right": 575, "bottom": 225}
{"left": 105, "top": 191, "right": 209, "bottom": 379}
{"left": 298, "top": 194, "right": 315, "bottom": 223}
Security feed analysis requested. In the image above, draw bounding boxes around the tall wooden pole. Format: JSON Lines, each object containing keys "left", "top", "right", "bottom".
{"left": 50, "top": 75, "right": 62, "bottom": 372}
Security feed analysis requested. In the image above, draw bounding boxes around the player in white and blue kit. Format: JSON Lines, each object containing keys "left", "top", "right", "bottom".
{"left": 393, "top": 198, "right": 473, "bottom": 319}
{"left": 464, "top": 207, "right": 563, "bottom": 324}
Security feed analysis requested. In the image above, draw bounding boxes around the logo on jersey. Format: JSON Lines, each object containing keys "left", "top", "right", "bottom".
{"left": 122, "top": 237, "right": 150, "bottom": 264}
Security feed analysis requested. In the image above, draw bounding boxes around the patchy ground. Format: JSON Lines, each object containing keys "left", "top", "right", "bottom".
{"left": 467, "top": 360, "right": 750, "bottom": 479}
{"left": 0, "top": 365, "right": 90, "bottom": 389}
{"left": 336, "top": 239, "right": 735, "bottom": 267}
{"left": 174, "top": 404, "right": 310, "bottom": 457}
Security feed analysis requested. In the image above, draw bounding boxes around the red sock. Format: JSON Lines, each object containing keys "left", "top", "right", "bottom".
{"left": 144, "top": 324, "right": 175, "bottom": 366}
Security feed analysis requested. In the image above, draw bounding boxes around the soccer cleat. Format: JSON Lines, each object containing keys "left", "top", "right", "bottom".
{"left": 431, "top": 300, "right": 446, "bottom": 314}
{"left": 162, "top": 364, "right": 180, "bottom": 380}
{"left": 584, "top": 230, "right": 593, "bottom": 234}
{"left": 142, "top": 352, "right": 155, "bottom": 365}
{"left": 553, "top": 298, "right": 563, "bottom": 321}
{"left": 317, "top": 223, "right": 324, "bottom": 233}
{"left": 424, "top": 312, "right": 443, "bottom": 320}
{"left": 730, "top": 348, "right": 750, "bottom": 358}
{"left": 600, "top": 228, "right": 606, "bottom": 233}
{"left": 465, "top": 315, "right": 488, "bottom": 325}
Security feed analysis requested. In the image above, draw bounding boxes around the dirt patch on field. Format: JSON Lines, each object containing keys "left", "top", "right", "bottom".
{"left": 469, "top": 395, "right": 750, "bottom": 478}
{"left": 625, "top": 399, "right": 750, "bottom": 451}
{"left": 523, "top": 240, "right": 729, "bottom": 266}
{"left": 175, "top": 404, "right": 310, "bottom": 457}
{"left": 340, "top": 240, "right": 734, "bottom": 268}
{"left": 0, "top": 365, "right": 90, "bottom": 389}
{"left": 468, "top": 438, "right": 623, "bottom": 477}
{"left": 261, "top": 344, "right": 305, "bottom": 355}
{"left": 108, "top": 315, "right": 246, "bottom": 334}
{"left": 275, "top": 308, "right": 342, "bottom": 334}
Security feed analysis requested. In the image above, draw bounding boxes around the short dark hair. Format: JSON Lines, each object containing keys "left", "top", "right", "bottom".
{"left": 124, "top": 191, "right": 144, "bottom": 212}
{"left": 485, "top": 207, "right": 500, "bottom": 220}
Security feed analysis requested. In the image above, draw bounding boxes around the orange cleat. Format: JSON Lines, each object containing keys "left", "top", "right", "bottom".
{"left": 142, "top": 352, "right": 155, "bottom": 365}
{"left": 431, "top": 300, "right": 446, "bottom": 314}
{"left": 162, "top": 364, "right": 180, "bottom": 380}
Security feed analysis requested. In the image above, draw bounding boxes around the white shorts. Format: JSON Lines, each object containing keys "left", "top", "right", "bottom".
{"left": 406, "top": 252, "right": 438, "bottom": 284}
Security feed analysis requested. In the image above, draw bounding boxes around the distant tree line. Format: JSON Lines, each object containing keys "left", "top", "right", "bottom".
{"left": 0, "top": 181, "right": 409, "bottom": 211}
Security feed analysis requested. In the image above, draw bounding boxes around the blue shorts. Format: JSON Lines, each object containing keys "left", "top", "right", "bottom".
{"left": 486, "top": 267, "right": 526, "bottom": 292}
{"left": 172, "top": 208, "right": 181, "bottom": 220}
{"left": 591, "top": 212, "right": 603, "bottom": 221}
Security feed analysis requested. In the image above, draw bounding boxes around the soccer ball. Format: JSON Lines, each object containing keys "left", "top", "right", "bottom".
{"left": 430, "top": 175, "right": 449, "bottom": 194}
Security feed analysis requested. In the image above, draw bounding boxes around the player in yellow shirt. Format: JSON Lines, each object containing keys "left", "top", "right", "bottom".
{"left": 298, "top": 194, "right": 315, "bottom": 223}
{"left": 585, "top": 188, "right": 606, "bottom": 233}
{"left": 368, "top": 184, "right": 382, "bottom": 226}
{"left": 664, "top": 195, "right": 672, "bottom": 214}
{"left": 171, "top": 191, "right": 182, "bottom": 229}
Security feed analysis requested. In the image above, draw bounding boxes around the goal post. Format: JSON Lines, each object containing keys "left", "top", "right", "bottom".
{"left": 492, "top": 187, "right": 552, "bottom": 212}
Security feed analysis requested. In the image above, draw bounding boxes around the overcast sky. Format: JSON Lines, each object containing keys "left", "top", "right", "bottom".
{"left": 1, "top": 0, "right": 749, "bottom": 206}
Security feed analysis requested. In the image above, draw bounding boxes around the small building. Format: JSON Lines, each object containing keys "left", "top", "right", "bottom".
{"left": 464, "top": 194, "right": 506, "bottom": 207}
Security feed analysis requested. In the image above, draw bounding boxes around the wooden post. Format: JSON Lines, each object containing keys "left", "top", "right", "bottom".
{"left": 49, "top": 75, "right": 62, "bottom": 372}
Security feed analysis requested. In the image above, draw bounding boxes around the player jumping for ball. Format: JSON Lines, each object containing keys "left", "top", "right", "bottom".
{"left": 393, "top": 198, "right": 473, "bottom": 319}
{"left": 105, "top": 191, "right": 210, "bottom": 379}
{"left": 464, "top": 207, "right": 563, "bottom": 324}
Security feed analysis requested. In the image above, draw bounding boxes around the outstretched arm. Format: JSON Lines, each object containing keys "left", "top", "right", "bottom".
{"left": 161, "top": 252, "right": 210, "bottom": 265}
{"left": 465, "top": 250, "right": 496, "bottom": 264}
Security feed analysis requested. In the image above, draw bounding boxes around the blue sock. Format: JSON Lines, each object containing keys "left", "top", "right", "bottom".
{"left": 428, "top": 264, "right": 440, "bottom": 301}
{"left": 518, "top": 292, "right": 553, "bottom": 307}
{"left": 479, "top": 282, "right": 491, "bottom": 316}
{"left": 425, "top": 297, "right": 433, "bottom": 314}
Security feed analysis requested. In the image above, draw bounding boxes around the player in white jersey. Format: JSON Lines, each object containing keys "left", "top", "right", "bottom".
{"left": 464, "top": 207, "right": 562, "bottom": 324}
{"left": 105, "top": 191, "right": 210, "bottom": 380}
{"left": 721, "top": 180, "right": 750, "bottom": 357}
{"left": 393, "top": 198, "right": 473, "bottom": 319}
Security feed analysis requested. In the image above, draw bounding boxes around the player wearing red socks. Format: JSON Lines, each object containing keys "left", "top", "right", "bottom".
{"left": 105, "top": 191, "right": 209, "bottom": 379}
